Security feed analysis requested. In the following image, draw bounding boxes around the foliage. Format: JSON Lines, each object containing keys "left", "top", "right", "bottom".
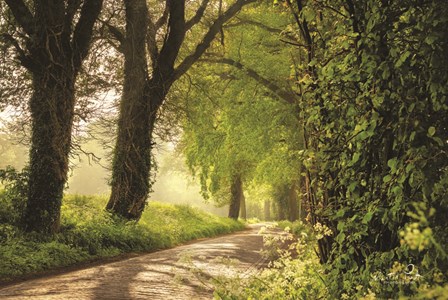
{"left": 0, "top": 193, "right": 244, "bottom": 282}
{"left": 212, "top": 222, "right": 328, "bottom": 299}
{"left": 0, "top": 166, "right": 28, "bottom": 225}
{"left": 277, "top": 0, "right": 448, "bottom": 298}
{"left": 179, "top": 4, "right": 301, "bottom": 218}
{"left": 203, "top": 0, "right": 447, "bottom": 298}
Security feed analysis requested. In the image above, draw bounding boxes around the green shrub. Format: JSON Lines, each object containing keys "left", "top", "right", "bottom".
{"left": 0, "top": 167, "right": 28, "bottom": 225}
{"left": 212, "top": 222, "right": 328, "bottom": 299}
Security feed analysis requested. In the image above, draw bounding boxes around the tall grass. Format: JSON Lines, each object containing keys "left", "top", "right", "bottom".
{"left": 0, "top": 194, "right": 244, "bottom": 282}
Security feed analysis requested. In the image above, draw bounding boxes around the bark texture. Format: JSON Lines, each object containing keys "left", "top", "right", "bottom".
{"left": 4, "top": 0, "right": 103, "bottom": 233}
{"left": 25, "top": 69, "right": 75, "bottom": 233}
{"left": 106, "top": 0, "right": 152, "bottom": 219}
{"left": 107, "top": 0, "right": 185, "bottom": 219}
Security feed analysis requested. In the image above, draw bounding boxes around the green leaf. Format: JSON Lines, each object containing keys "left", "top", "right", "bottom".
{"left": 395, "top": 51, "right": 411, "bottom": 68}
{"left": 383, "top": 175, "right": 392, "bottom": 183}
{"left": 391, "top": 185, "right": 403, "bottom": 196}
{"left": 373, "top": 95, "right": 384, "bottom": 107}
{"left": 405, "top": 163, "right": 414, "bottom": 173}
{"left": 336, "top": 232, "right": 346, "bottom": 244}
{"left": 431, "top": 136, "right": 444, "bottom": 147}
{"left": 425, "top": 35, "right": 437, "bottom": 45}
{"left": 348, "top": 181, "right": 357, "bottom": 192}
{"left": 351, "top": 152, "right": 360, "bottom": 164}
{"left": 428, "top": 126, "right": 436, "bottom": 137}
{"left": 302, "top": 7, "right": 316, "bottom": 22}
{"left": 362, "top": 212, "right": 374, "bottom": 224}
{"left": 335, "top": 209, "right": 346, "bottom": 218}
{"left": 387, "top": 158, "right": 397, "bottom": 173}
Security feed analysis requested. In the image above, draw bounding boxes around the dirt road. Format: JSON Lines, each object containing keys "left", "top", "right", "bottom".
{"left": 0, "top": 224, "right": 273, "bottom": 299}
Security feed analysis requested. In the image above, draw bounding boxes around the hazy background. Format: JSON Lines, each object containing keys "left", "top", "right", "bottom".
{"left": 69, "top": 138, "right": 228, "bottom": 216}
{"left": 0, "top": 129, "right": 228, "bottom": 217}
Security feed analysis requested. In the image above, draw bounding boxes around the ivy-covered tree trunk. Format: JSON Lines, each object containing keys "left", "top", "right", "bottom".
{"left": 23, "top": 70, "right": 75, "bottom": 233}
{"left": 228, "top": 174, "right": 242, "bottom": 219}
{"left": 4, "top": 0, "right": 103, "bottom": 233}
{"left": 106, "top": 0, "right": 152, "bottom": 219}
{"left": 106, "top": 0, "right": 186, "bottom": 220}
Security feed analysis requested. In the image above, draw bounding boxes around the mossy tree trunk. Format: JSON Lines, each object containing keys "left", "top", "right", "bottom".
{"left": 24, "top": 70, "right": 76, "bottom": 233}
{"left": 4, "top": 0, "right": 103, "bottom": 233}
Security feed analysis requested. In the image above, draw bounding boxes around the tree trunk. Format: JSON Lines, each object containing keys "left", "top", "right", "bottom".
{"left": 264, "top": 200, "right": 270, "bottom": 221}
{"left": 288, "top": 181, "right": 299, "bottom": 222}
{"left": 105, "top": 0, "right": 255, "bottom": 220}
{"left": 298, "top": 174, "right": 307, "bottom": 220}
{"left": 23, "top": 70, "right": 75, "bottom": 233}
{"left": 106, "top": 0, "right": 152, "bottom": 220}
{"left": 228, "top": 174, "right": 242, "bottom": 219}
{"left": 239, "top": 190, "right": 246, "bottom": 220}
{"left": 6, "top": 0, "right": 103, "bottom": 234}
{"left": 278, "top": 202, "right": 286, "bottom": 220}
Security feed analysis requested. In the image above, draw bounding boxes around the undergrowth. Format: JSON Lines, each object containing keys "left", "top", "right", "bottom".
{"left": 0, "top": 192, "right": 244, "bottom": 282}
{"left": 212, "top": 221, "right": 448, "bottom": 300}
{"left": 211, "top": 221, "right": 327, "bottom": 299}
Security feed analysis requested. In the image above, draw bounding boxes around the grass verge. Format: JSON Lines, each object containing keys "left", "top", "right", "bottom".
{"left": 0, "top": 194, "right": 244, "bottom": 283}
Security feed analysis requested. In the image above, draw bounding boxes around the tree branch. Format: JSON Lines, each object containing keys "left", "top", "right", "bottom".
{"left": 174, "top": 0, "right": 257, "bottom": 81}
{"left": 285, "top": 0, "right": 304, "bottom": 42}
{"left": 286, "top": 0, "right": 314, "bottom": 72}
{"left": 99, "top": 20, "right": 125, "bottom": 49}
{"left": 225, "top": 18, "right": 283, "bottom": 34}
{"left": 280, "top": 38, "right": 309, "bottom": 48}
{"left": 64, "top": 0, "right": 82, "bottom": 36}
{"left": 3, "top": 0, "right": 35, "bottom": 35}
{"left": 0, "top": 33, "right": 31, "bottom": 67}
{"left": 295, "top": 0, "right": 313, "bottom": 49}
{"left": 344, "top": 0, "right": 360, "bottom": 39}
{"left": 319, "top": 4, "right": 348, "bottom": 18}
{"left": 155, "top": 1, "right": 170, "bottom": 30}
{"left": 185, "top": 0, "right": 210, "bottom": 32}
{"left": 147, "top": 17, "right": 160, "bottom": 68}
{"left": 200, "top": 57, "right": 295, "bottom": 104}
{"left": 156, "top": 0, "right": 186, "bottom": 79}
{"left": 72, "top": 0, "right": 104, "bottom": 71}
